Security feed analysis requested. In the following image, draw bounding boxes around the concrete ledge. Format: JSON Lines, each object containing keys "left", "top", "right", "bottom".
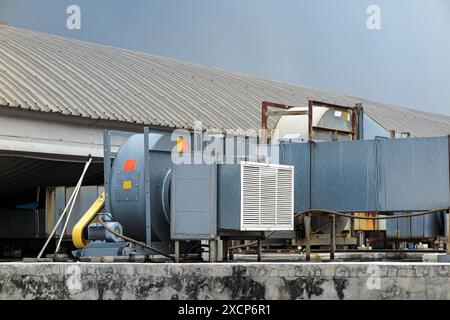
{"left": 0, "top": 262, "right": 450, "bottom": 300}
{"left": 233, "top": 252, "right": 437, "bottom": 262}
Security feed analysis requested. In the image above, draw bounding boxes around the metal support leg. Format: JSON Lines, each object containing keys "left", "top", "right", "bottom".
{"left": 143, "top": 127, "right": 152, "bottom": 246}
{"left": 209, "top": 240, "right": 217, "bottom": 262}
{"left": 438, "top": 210, "right": 450, "bottom": 262}
{"left": 229, "top": 240, "right": 235, "bottom": 261}
{"left": 304, "top": 213, "right": 311, "bottom": 261}
{"left": 447, "top": 210, "right": 450, "bottom": 255}
{"left": 330, "top": 214, "right": 336, "bottom": 260}
{"left": 257, "top": 237, "right": 262, "bottom": 262}
{"left": 103, "top": 130, "right": 111, "bottom": 213}
{"left": 217, "top": 237, "right": 224, "bottom": 262}
{"left": 222, "top": 240, "right": 229, "bottom": 261}
{"left": 175, "top": 240, "right": 180, "bottom": 263}
{"left": 350, "top": 213, "right": 355, "bottom": 238}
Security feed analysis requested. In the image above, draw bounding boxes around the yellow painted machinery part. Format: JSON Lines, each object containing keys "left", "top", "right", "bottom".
{"left": 353, "top": 212, "right": 376, "bottom": 231}
{"left": 72, "top": 192, "right": 105, "bottom": 249}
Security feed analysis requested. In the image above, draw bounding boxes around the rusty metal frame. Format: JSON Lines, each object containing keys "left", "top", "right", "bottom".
{"left": 260, "top": 101, "right": 307, "bottom": 143}
{"left": 307, "top": 100, "right": 357, "bottom": 142}
{"left": 261, "top": 100, "right": 358, "bottom": 144}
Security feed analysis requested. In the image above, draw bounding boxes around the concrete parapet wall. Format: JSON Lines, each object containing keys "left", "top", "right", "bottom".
{"left": 0, "top": 262, "right": 449, "bottom": 300}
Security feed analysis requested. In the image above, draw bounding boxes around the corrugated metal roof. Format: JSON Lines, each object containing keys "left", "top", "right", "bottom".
{"left": 0, "top": 25, "right": 449, "bottom": 136}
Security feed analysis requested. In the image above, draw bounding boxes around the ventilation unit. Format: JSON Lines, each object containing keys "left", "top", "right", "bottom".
{"left": 240, "top": 162, "right": 294, "bottom": 231}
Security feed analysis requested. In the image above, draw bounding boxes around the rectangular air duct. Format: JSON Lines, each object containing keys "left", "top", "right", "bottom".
{"left": 280, "top": 136, "right": 450, "bottom": 213}
{"left": 171, "top": 162, "right": 295, "bottom": 239}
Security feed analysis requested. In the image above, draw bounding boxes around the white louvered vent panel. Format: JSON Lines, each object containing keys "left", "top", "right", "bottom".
{"left": 241, "top": 162, "right": 294, "bottom": 231}
{"left": 242, "top": 165, "right": 260, "bottom": 226}
{"left": 276, "top": 168, "right": 294, "bottom": 225}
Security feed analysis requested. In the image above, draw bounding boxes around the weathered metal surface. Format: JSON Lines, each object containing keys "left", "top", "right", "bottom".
{"left": 278, "top": 142, "right": 311, "bottom": 211}
{"left": 281, "top": 136, "right": 450, "bottom": 213}
{"left": 386, "top": 212, "right": 443, "bottom": 238}
{"left": 1, "top": 25, "right": 449, "bottom": 135}
{"left": 376, "top": 137, "right": 450, "bottom": 211}
{"left": 45, "top": 186, "right": 104, "bottom": 238}
{"left": 217, "top": 164, "right": 241, "bottom": 231}
{"left": 311, "top": 139, "right": 377, "bottom": 212}
{"left": 297, "top": 234, "right": 357, "bottom": 246}
{"left": 171, "top": 164, "right": 217, "bottom": 240}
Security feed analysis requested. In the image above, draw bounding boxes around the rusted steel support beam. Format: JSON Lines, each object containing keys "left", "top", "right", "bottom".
{"left": 309, "top": 100, "right": 353, "bottom": 112}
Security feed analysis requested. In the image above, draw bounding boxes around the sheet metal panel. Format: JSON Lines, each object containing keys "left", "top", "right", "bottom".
{"left": 281, "top": 136, "right": 450, "bottom": 213}
{"left": 377, "top": 137, "right": 450, "bottom": 211}
{"left": 63, "top": 186, "right": 104, "bottom": 237}
{"left": 411, "top": 215, "right": 424, "bottom": 238}
{"left": 386, "top": 218, "right": 398, "bottom": 238}
{"left": 424, "top": 213, "right": 442, "bottom": 237}
{"left": 46, "top": 186, "right": 104, "bottom": 238}
{"left": 279, "top": 142, "right": 310, "bottom": 212}
{"left": 171, "top": 164, "right": 217, "bottom": 240}
{"left": 311, "top": 140, "right": 378, "bottom": 212}
{"left": 386, "top": 212, "right": 444, "bottom": 239}
{"left": 217, "top": 164, "right": 241, "bottom": 231}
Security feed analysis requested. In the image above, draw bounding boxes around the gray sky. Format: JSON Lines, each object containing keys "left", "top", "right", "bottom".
{"left": 1, "top": 0, "right": 449, "bottom": 116}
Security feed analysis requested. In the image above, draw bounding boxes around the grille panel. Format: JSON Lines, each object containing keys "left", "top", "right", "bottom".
{"left": 240, "top": 162, "right": 294, "bottom": 231}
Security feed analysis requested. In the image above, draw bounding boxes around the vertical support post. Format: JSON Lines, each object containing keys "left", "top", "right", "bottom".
{"left": 355, "top": 103, "right": 364, "bottom": 140}
{"left": 175, "top": 240, "right": 180, "bottom": 263}
{"left": 257, "top": 237, "right": 262, "bottom": 262}
{"left": 222, "top": 239, "right": 229, "bottom": 261}
{"left": 261, "top": 101, "right": 268, "bottom": 144}
{"left": 304, "top": 213, "right": 311, "bottom": 261}
{"left": 216, "top": 237, "right": 223, "bottom": 262}
{"left": 447, "top": 135, "right": 450, "bottom": 254}
{"left": 389, "top": 130, "right": 396, "bottom": 139}
{"left": 229, "top": 240, "right": 235, "bottom": 261}
{"left": 103, "top": 129, "right": 111, "bottom": 213}
{"left": 308, "top": 100, "right": 313, "bottom": 142}
{"left": 447, "top": 210, "right": 450, "bottom": 255}
{"left": 330, "top": 214, "right": 336, "bottom": 260}
{"left": 209, "top": 239, "right": 217, "bottom": 262}
{"left": 35, "top": 186, "right": 40, "bottom": 238}
{"left": 351, "top": 108, "right": 356, "bottom": 140}
{"left": 143, "top": 127, "right": 152, "bottom": 246}
{"left": 350, "top": 213, "right": 355, "bottom": 238}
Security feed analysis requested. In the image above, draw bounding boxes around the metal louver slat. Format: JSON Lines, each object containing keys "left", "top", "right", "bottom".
{"left": 240, "top": 162, "right": 294, "bottom": 231}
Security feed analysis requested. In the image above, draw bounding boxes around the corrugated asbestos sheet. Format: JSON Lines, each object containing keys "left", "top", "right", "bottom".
{"left": 0, "top": 25, "right": 449, "bottom": 135}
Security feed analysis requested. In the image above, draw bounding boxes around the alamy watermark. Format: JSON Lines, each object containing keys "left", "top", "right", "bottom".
{"left": 66, "top": 4, "right": 81, "bottom": 30}
{"left": 171, "top": 121, "right": 280, "bottom": 165}
{"left": 367, "top": 5, "right": 381, "bottom": 30}
{"left": 366, "top": 265, "right": 381, "bottom": 290}
{"left": 64, "top": 5, "right": 381, "bottom": 32}
{"left": 65, "top": 265, "right": 83, "bottom": 292}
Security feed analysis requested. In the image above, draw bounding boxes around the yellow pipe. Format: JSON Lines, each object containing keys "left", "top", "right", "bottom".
{"left": 72, "top": 192, "right": 105, "bottom": 249}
